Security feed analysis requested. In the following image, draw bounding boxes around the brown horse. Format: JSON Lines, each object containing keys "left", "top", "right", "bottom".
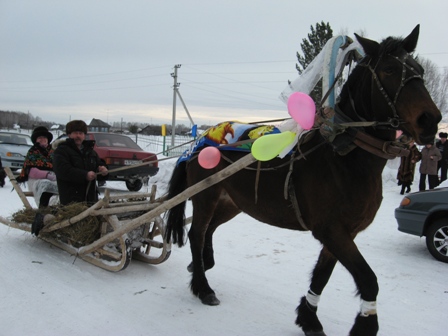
{"left": 165, "top": 25, "right": 441, "bottom": 336}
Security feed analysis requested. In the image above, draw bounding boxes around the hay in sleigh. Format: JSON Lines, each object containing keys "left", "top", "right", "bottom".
{"left": 12, "top": 203, "right": 101, "bottom": 247}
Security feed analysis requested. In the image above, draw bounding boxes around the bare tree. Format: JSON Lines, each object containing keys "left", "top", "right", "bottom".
{"left": 418, "top": 57, "right": 448, "bottom": 118}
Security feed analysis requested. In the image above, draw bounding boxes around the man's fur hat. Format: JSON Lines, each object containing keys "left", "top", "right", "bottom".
{"left": 66, "top": 120, "right": 87, "bottom": 134}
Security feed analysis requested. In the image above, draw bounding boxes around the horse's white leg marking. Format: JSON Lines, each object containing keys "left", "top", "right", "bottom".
{"left": 360, "top": 299, "right": 377, "bottom": 316}
{"left": 306, "top": 289, "right": 321, "bottom": 307}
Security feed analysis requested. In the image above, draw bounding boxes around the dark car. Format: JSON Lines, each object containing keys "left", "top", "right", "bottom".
{"left": 395, "top": 187, "right": 448, "bottom": 263}
{"left": 56, "top": 132, "right": 158, "bottom": 191}
{"left": 0, "top": 131, "right": 33, "bottom": 171}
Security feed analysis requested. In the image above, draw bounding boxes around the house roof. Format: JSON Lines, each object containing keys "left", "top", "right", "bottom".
{"left": 86, "top": 118, "right": 111, "bottom": 128}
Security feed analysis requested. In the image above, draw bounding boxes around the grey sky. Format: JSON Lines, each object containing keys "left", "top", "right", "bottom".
{"left": 1, "top": 0, "right": 447, "bottom": 127}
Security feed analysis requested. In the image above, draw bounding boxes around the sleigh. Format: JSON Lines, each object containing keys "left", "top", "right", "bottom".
{"left": 0, "top": 153, "right": 257, "bottom": 272}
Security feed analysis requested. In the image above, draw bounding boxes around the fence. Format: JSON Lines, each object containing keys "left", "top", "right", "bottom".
{"left": 131, "top": 134, "right": 195, "bottom": 157}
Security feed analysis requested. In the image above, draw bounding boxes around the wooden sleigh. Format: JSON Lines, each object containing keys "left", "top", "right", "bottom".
{"left": 0, "top": 154, "right": 257, "bottom": 272}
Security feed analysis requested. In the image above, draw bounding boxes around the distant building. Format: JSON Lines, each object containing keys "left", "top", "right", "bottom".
{"left": 140, "top": 125, "right": 162, "bottom": 135}
{"left": 51, "top": 124, "right": 63, "bottom": 131}
{"left": 85, "top": 118, "right": 111, "bottom": 133}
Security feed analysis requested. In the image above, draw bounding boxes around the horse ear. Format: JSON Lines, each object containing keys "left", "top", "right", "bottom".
{"left": 354, "top": 33, "right": 380, "bottom": 56}
{"left": 402, "top": 24, "right": 420, "bottom": 53}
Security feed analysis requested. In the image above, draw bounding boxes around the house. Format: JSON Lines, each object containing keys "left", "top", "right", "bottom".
{"left": 140, "top": 125, "right": 162, "bottom": 135}
{"left": 85, "top": 118, "right": 111, "bottom": 133}
{"left": 50, "top": 124, "right": 64, "bottom": 131}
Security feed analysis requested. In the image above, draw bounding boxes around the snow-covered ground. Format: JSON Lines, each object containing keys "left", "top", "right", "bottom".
{"left": 0, "top": 154, "right": 446, "bottom": 335}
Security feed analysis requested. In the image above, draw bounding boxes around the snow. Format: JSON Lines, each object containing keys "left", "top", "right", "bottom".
{"left": 0, "top": 151, "right": 446, "bottom": 335}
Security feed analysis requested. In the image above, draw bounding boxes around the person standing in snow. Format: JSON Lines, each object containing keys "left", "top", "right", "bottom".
{"left": 0, "top": 157, "right": 5, "bottom": 188}
{"left": 419, "top": 143, "right": 441, "bottom": 191}
{"left": 435, "top": 132, "right": 448, "bottom": 183}
{"left": 397, "top": 140, "right": 421, "bottom": 194}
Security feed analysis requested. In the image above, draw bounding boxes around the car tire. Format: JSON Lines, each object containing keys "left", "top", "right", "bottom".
{"left": 125, "top": 179, "right": 143, "bottom": 192}
{"left": 425, "top": 218, "right": 448, "bottom": 263}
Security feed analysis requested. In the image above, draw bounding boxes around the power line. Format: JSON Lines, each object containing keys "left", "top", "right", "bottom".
{"left": 0, "top": 65, "right": 173, "bottom": 83}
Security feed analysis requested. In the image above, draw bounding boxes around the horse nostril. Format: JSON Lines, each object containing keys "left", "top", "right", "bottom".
{"left": 417, "top": 111, "right": 440, "bottom": 129}
{"left": 417, "top": 112, "right": 430, "bottom": 128}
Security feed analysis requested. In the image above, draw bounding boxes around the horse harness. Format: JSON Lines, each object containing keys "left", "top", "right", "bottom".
{"left": 274, "top": 50, "right": 422, "bottom": 230}
{"left": 318, "top": 48, "right": 424, "bottom": 159}
{"left": 199, "top": 50, "right": 422, "bottom": 231}
{"left": 362, "top": 52, "right": 424, "bottom": 124}
{"left": 284, "top": 51, "right": 423, "bottom": 230}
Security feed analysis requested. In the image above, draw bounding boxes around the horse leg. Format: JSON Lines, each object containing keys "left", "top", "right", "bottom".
{"left": 188, "top": 206, "right": 220, "bottom": 305}
{"left": 296, "top": 247, "right": 337, "bottom": 336}
{"left": 188, "top": 190, "right": 240, "bottom": 306}
{"left": 187, "top": 199, "right": 240, "bottom": 273}
{"left": 324, "top": 237, "right": 379, "bottom": 336}
{"left": 188, "top": 196, "right": 240, "bottom": 307}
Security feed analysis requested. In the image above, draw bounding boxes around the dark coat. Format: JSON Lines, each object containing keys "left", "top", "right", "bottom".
{"left": 435, "top": 139, "right": 448, "bottom": 167}
{"left": 397, "top": 145, "right": 421, "bottom": 184}
{"left": 53, "top": 138, "right": 106, "bottom": 205}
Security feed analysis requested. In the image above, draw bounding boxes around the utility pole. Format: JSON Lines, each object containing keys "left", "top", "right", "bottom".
{"left": 171, "top": 64, "right": 181, "bottom": 147}
{"left": 171, "top": 64, "right": 195, "bottom": 147}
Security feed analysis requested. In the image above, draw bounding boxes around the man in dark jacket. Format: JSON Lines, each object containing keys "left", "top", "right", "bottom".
{"left": 0, "top": 157, "right": 5, "bottom": 188}
{"left": 435, "top": 132, "right": 448, "bottom": 183}
{"left": 53, "top": 120, "right": 108, "bottom": 205}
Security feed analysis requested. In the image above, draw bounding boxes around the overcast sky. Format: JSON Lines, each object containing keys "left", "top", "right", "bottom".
{"left": 1, "top": 0, "right": 447, "bottom": 127}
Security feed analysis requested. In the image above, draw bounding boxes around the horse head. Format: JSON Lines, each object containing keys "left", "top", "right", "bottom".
{"left": 342, "top": 25, "right": 441, "bottom": 145}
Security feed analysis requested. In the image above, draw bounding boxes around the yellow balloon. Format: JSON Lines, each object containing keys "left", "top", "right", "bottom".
{"left": 251, "top": 131, "right": 296, "bottom": 161}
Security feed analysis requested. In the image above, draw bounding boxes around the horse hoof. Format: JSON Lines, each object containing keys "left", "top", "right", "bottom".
{"left": 349, "top": 313, "right": 378, "bottom": 336}
{"left": 200, "top": 293, "right": 220, "bottom": 306}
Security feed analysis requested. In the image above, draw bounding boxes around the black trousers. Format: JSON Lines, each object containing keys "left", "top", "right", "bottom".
{"left": 419, "top": 174, "right": 439, "bottom": 191}
{"left": 438, "top": 163, "right": 447, "bottom": 182}
{"left": 39, "top": 192, "right": 53, "bottom": 208}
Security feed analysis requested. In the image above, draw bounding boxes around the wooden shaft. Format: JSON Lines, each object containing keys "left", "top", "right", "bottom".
{"left": 4, "top": 167, "right": 33, "bottom": 210}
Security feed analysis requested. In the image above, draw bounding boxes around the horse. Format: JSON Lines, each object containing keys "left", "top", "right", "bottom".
{"left": 165, "top": 25, "right": 441, "bottom": 336}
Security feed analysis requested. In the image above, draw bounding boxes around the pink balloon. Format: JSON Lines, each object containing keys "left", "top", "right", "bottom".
{"left": 287, "top": 92, "right": 316, "bottom": 130}
{"left": 198, "top": 146, "right": 221, "bottom": 169}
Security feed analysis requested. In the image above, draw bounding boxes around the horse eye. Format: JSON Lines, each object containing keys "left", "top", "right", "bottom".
{"left": 383, "top": 66, "right": 395, "bottom": 75}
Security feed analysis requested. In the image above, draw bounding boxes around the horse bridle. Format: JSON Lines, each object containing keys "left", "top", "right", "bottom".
{"left": 364, "top": 52, "right": 424, "bottom": 128}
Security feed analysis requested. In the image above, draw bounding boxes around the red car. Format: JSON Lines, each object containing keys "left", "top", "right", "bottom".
{"left": 58, "top": 132, "right": 158, "bottom": 191}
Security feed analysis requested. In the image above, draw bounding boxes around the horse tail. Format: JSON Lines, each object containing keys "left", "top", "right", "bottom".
{"left": 165, "top": 161, "right": 188, "bottom": 247}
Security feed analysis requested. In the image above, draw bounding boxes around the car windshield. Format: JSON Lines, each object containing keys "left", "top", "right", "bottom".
{"left": 92, "top": 133, "right": 142, "bottom": 150}
{"left": 0, "top": 132, "right": 33, "bottom": 146}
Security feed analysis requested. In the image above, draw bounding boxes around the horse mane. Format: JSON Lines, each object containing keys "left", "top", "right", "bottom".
{"left": 337, "top": 61, "right": 370, "bottom": 112}
{"left": 379, "top": 36, "right": 409, "bottom": 55}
